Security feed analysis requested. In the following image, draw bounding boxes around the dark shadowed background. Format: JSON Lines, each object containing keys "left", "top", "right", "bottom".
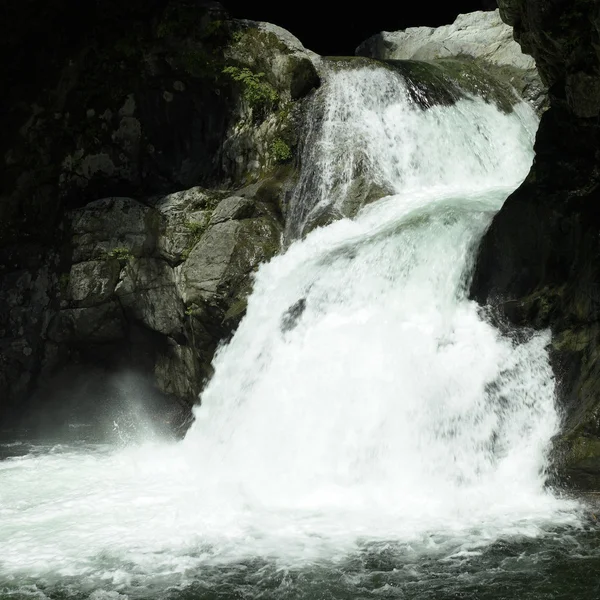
{"left": 1, "top": 0, "right": 498, "bottom": 100}
{"left": 0, "top": 0, "right": 498, "bottom": 193}
{"left": 225, "top": 1, "right": 499, "bottom": 54}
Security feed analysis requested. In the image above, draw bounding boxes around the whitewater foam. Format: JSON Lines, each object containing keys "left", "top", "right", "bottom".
{"left": 0, "top": 65, "right": 582, "bottom": 594}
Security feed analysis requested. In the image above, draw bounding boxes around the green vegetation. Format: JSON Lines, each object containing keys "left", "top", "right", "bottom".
{"left": 185, "top": 219, "right": 209, "bottom": 237}
{"left": 277, "top": 101, "right": 293, "bottom": 121}
{"left": 185, "top": 302, "right": 201, "bottom": 316}
{"left": 107, "top": 247, "right": 133, "bottom": 261}
{"left": 188, "top": 191, "right": 224, "bottom": 212}
{"left": 181, "top": 246, "right": 194, "bottom": 261}
{"left": 271, "top": 137, "right": 292, "bottom": 163}
{"left": 231, "top": 30, "right": 245, "bottom": 45}
{"left": 181, "top": 219, "right": 210, "bottom": 260}
{"left": 222, "top": 66, "right": 279, "bottom": 112}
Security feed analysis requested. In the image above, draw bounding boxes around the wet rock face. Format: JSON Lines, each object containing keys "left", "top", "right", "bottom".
{"left": 471, "top": 0, "right": 600, "bottom": 490}
{"left": 498, "top": 0, "right": 600, "bottom": 119}
{"left": 356, "top": 9, "right": 546, "bottom": 112}
{"left": 11, "top": 184, "right": 284, "bottom": 426}
{"left": 0, "top": 0, "right": 319, "bottom": 425}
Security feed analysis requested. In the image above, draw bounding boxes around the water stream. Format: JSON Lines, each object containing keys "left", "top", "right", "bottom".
{"left": 0, "top": 64, "right": 595, "bottom": 600}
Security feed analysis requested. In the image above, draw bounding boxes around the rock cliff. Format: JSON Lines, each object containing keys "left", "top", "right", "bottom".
{"left": 0, "top": 0, "right": 319, "bottom": 430}
{"left": 471, "top": 0, "right": 600, "bottom": 489}
{"left": 356, "top": 9, "right": 546, "bottom": 112}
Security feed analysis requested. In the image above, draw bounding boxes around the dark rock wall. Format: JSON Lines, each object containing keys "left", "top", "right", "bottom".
{"left": 471, "top": 0, "right": 600, "bottom": 489}
{"left": 0, "top": 0, "right": 319, "bottom": 429}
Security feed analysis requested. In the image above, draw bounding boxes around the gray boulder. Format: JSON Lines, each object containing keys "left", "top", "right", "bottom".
{"left": 357, "top": 9, "right": 545, "bottom": 111}
{"left": 180, "top": 215, "right": 281, "bottom": 306}
{"left": 209, "top": 195, "right": 255, "bottom": 225}
{"left": 39, "top": 182, "right": 283, "bottom": 413}
{"left": 154, "top": 342, "right": 201, "bottom": 404}
{"left": 116, "top": 258, "right": 184, "bottom": 337}
{"left": 150, "top": 187, "right": 225, "bottom": 263}
{"left": 70, "top": 197, "right": 160, "bottom": 262}
{"left": 67, "top": 260, "right": 120, "bottom": 307}
{"left": 220, "top": 21, "right": 320, "bottom": 184}
{"left": 226, "top": 21, "right": 320, "bottom": 102}
{"left": 357, "top": 10, "right": 532, "bottom": 69}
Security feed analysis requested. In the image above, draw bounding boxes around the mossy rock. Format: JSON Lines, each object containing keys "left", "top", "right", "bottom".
{"left": 223, "top": 297, "right": 248, "bottom": 330}
{"left": 226, "top": 24, "right": 319, "bottom": 101}
{"left": 325, "top": 56, "right": 520, "bottom": 113}
{"left": 554, "top": 433, "right": 600, "bottom": 490}
{"left": 390, "top": 59, "right": 519, "bottom": 113}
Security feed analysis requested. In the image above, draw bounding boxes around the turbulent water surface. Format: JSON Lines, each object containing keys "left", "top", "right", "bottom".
{"left": 2, "top": 66, "right": 599, "bottom": 600}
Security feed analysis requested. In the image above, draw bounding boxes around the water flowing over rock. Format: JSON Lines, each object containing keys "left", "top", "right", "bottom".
{"left": 3, "top": 2, "right": 537, "bottom": 427}
{"left": 357, "top": 9, "right": 546, "bottom": 112}
{"left": 2, "top": 0, "right": 597, "bottom": 500}
{"left": 286, "top": 57, "right": 534, "bottom": 238}
{"left": 1, "top": 6, "right": 595, "bottom": 596}
{"left": 0, "top": 55, "right": 585, "bottom": 598}
{"left": 471, "top": 0, "right": 600, "bottom": 490}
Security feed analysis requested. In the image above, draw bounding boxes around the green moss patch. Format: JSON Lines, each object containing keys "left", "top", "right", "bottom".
{"left": 107, "top": 246, "right": 133, "bottom": 261}
{"left": 222, "top": 66, "right": 279, "bottom": 113}
{"left": 271, "top": 138, "right": 292, "bottom": 163}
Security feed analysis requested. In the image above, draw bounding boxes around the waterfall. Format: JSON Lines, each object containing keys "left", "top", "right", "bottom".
{"left": 0, "top": 62, "right": 581, "bottom": 596}
{"left": 181, "top": 64, "right": 562, "bottom": 529}
{"left": 285, "top": 61, "right": 534, "bottom": 238}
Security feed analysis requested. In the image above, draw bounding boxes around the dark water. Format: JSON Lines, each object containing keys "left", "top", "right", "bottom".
{"left": 1, "top": 435, "right": 599, "bottom": 600}
{"left": 2, "top": 529, "right": 600, "bottom": 600}
{"left": 167, "top": 533, "right": 600, "bottom": 600}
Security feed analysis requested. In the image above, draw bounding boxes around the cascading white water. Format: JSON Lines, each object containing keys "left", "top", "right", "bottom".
{"left": 182, "top": 65, "right": 555, "bottom": 506}
{"left": 0, "top": 64, "right": 582, "bottom": 596}
{"left": 286, "top": 64, "right": 535, "bottom": 237}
